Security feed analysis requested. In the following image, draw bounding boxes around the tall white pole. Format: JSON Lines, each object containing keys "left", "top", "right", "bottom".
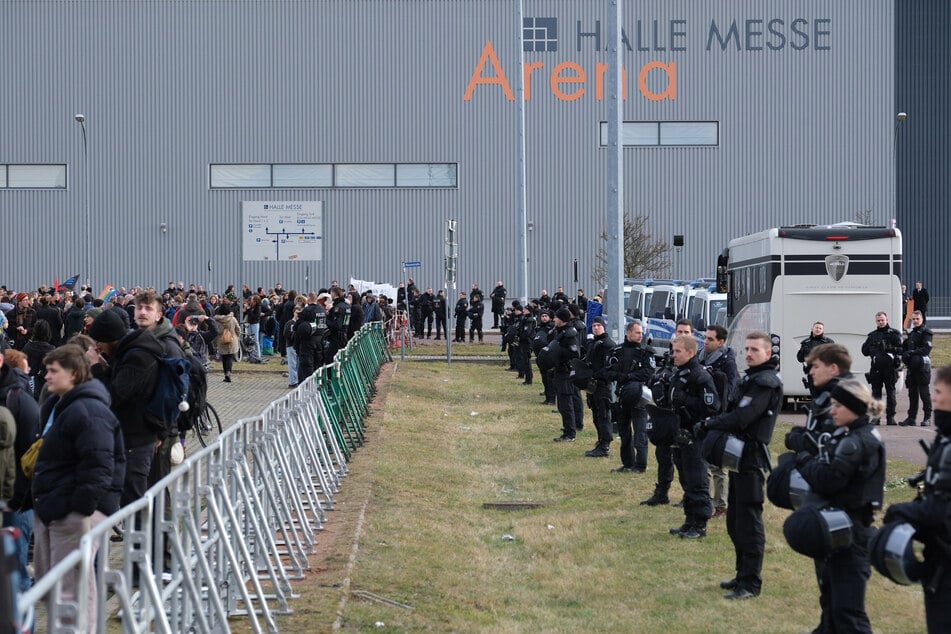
{"left": 516, "top": 0, "right": 529, "bottom": 305}
{"left": 606, "top": 1, "right": 624, "bottom": 341}
{"left": 75, "top": 114, "right": 90, "bottom": 289}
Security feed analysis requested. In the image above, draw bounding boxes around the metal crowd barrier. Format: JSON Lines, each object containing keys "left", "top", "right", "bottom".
{"left": 17, "top": 322, "right": 391, "bottom": 633}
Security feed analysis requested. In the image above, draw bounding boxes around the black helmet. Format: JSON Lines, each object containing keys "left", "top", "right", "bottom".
{"left": 618, "top": 381, "right": 651, "bottom": 409}
{"left": 645, "top": 405, "right": 679, "bottom": 447}
{"left": 783, "top": 505, "right": 853, "bottom": 559}
{"left": 869, "top": 522, "right": 923, "bottom": 586}
{"left": 701, "top": 430, "right": 746, "bottom": 472}
{"left": 536, "top": 341, "right": 561, "bottom": 372}
{"left": 767, "top": 453, "right": 815, "bottom": 511}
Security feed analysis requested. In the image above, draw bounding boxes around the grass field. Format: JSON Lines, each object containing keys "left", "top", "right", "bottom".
{"left": 264, "top": 340, "right": 943, "bottom": 633}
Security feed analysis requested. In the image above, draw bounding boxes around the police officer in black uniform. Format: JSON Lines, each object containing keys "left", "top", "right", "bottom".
{"left": 665, "top": 333, "right": 720, "bottom": 539}
{"left": 569, "top": 303, "right": 586, "bottom": 432}
{"left": 602, "top": 321, "right": 653, "bottom": 466}
{"left": 548, "top": 307, "right": 580, "bottom": 442}
{"left": 900, "top": 310, "right": 933, "bottom": 426}
{"left": 467, "top": 296, "right": 485, "bottom": 342}
{"left": 516, "top": 304, "right": 536, "bottom": 385}
{"left": 881, "top": 364, "right": 951, "bottom": 633}
{"left": 532, "top": 310, "right": 556, "bottom": 405}
{"left": 580, "top": 316, "right": 616, "bottom": 457}
{"left": 794, "top": 379, "right": 886, "bottom": 633}
{"left": 433, "top": 290, "right": 447, "bottom": 340}
{"left": 419, "top": 287, "right": 435, "bottom": 338}
{"left": 797, "top": 321, "right": 834, "bottom": 390}
{"left": 295, "top": 299, "right": 328, "bottom": 381}
{"left": 490, "top": 281, "right": 507, "bottom": 329}
{"left": 696, "top": 331, "right": 782, "bottom": 599}
{"left": 453, "top": 292, "right": 468, "bottom": 343}
{"left": 861, "top": 311, "right": 902, "bottom": 426}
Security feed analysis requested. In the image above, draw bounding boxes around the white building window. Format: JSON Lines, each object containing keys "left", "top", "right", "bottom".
{"left": 396, "top": 163, "right": 458, "bottom": 187}
{"left": 2, "top": 164, "right": 67, "bottom": 188}
{"left": 273, "top": 164, "right": 333, "bottom": 188}
{"left": 210, "top": 164, "right": 270, "bottom": 188}
{"left": 335, "top": 164, "right": 395, "bottom": 187}
{"left": 599, "top": 122, "right": 719, "bottom": 147}
{"left": 211, "top": 162, "right": 458, "bottom": 189}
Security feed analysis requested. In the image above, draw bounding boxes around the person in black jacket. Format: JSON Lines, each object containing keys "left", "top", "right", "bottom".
{"left": 900, "top": 310, "right": 933, "bottom": 426}
{"left": 467, "top": 296, "right": 485, "bottom": 343}
{"left": 515, "top": 305, "right": 536, "bottom": 385}
{"left": 602, "top": 320, "right": 651, "bottom": 465}
{"left": 666, "top": 334, "right": 720, "bottom": 539}
{"left": 699, "top": 324, "right": 740, "bottom": 519}
{"left": 325, "top": 288, "right": 350, "bottom": 359}
{"left": 697, "top": 331, "right": 782, "bottom": 599}
{"left": 881, "top": 364, "right": 951, "bottom": 633}
{"left": 490, "top": 281, "right": 506, "bottom": 329}
{"left": 912, "top": 280, "right": 929, "bottom": 324}
{"left": 532, "top": 310, "right": 555, "bottom": 405}
{"left": 419, "top": 288, "right": 435, "bottom": 338}
{"left": 32, "top": 344, "right": 125, "bottom": 629}
{"left": 295, "top": 298, "right": 328, "bottom": 381}
{"left": 797, "top": 322, "right": 834, "bottom": 391}
{"left": 861, "top": 311, "right": 902, "bottom": 426}
{"left": 453, "top": 292, "right": 468, "bottom": 343}
{"left": 793, "top": 378, "right": 886, "bottom": 633}
{"left": 433, "top": 290, "right": 448, "bottom": 340}
{"left": 0, "top": 352, "right": 41, "bottom": 594}
{"left": 549, "top": 307, "right": 581, "bottom": 442}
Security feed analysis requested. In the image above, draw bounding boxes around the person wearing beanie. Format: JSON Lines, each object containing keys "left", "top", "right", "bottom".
{"left": 792, "top": 378, "right": 886, "bottom": 633}
{"left": 531, "top": 308, "right": 557, "bottom": 405}
{"left": 581, "top": 316, "right": 617, "bottom": 458}
{"left": 881, "top": 365, "right": 951, "bottom": 632}
{"left": 549, "top": 306, "right": 581, "bottom": 442}
{"left": 87, "top": 304, "right": 168, "bottom": 514}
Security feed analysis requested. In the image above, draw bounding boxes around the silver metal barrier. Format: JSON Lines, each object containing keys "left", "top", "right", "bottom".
{"left": 17, "top": 323, "right": 389, "bottom": 633}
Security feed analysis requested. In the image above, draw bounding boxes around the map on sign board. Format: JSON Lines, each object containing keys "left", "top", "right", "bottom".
{"left": 242, "top": 201, "right": 322, "bottom": 262}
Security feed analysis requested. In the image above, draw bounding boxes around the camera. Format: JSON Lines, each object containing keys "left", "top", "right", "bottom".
{"left": 188, "top": 316, "right": 201, "bottom": 325}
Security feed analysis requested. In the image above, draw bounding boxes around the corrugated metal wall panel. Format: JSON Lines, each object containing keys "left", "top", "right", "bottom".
{"left": 0, "top": 0, "right": 900, "bottom": 301}
{"left": 896, "top": 0, "right": 950, "bottom": 301}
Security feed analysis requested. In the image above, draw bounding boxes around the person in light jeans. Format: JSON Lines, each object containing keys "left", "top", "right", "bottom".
{"left": 283, "top": 305, "right": 303, "bottom": 387}
{"left": 31, "top": 345, "right": 125, "bottom": 633}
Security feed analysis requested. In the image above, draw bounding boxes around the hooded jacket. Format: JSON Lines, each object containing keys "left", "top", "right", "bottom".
{"left": 32, "top": 379, "right": 125, "bottom": 524}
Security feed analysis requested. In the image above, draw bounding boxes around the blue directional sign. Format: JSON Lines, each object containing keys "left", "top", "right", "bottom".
{"left": 403, "top": 260, "right": 422, "bottom": 268}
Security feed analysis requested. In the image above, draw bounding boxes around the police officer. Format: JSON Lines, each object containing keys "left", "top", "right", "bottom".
{"left": 501, "top": 305, "right": 518, "bottom": 371}
{"left": 861, "top": 311, "right": 902, "bottom": 426}
{"left": 696, "top": 331, "right": 782, "bottom": 599}
{"left": 516, "top": 304, "right": 536, "bottom": 385}
{"left": 603, "top": 321, "right": 653, "bottom": 466}
{"left": 793, "top": 378, "right": 886, "bottom": 633}
{"left": 580, "top": 316, "right": 616, "bottom": 457}
{"left": 881, "top": 365, "right": 951, "bottom": 633}
{"left": 325, "top": 287, "right": 350, "bottom": 359}
{"left": 666, "top": 333, "right": 720, "bottom": 539}
{"left": 532, "top": 310, "right": 556, "bottom": 405}
{"left": 549, "top": 307, "right": 580, "bottom": 442}
{"left": 453, "top": 292, "right": 468, "bottom": 343}
{"left": 699, "top": 324, "right": 740, "bottom": 520}
{"left": 489, "top": 281, "right": 506, "bottom": 329}
{"left": 788, "top": 343, "right": 854, "bottom": 448}
{"left": 797, "top": 321, "right": 834, "bottom": 390}
{"left": 900, "top": 310, "right": 933, "bottom": 426}
{"left": 641, "top": 320, "right": 694, "bottom": 507}
{"left": 295, "top": 296, "right": 328, "bottom": 380}
{"left": 467, "top": 296, "right": 484, "bottom": 342}
{"left": 433, "top": 290, "right": 447, "bottom": 340}
{"left": 569, "top": 304, "right": 586, "bottom": 432}
{"left": 419, "top": 287, "right": 435, "bottom": 338}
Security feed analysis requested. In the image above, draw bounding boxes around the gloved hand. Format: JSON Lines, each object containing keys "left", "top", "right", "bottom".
{"left": 692, "top": 420, "right": 706, "bottom": 439}
{"left": 785, "top": 427, "right": 808, "bottom": 452}
{"left": 883, "top": 504, "right": 914, "bottom": 526}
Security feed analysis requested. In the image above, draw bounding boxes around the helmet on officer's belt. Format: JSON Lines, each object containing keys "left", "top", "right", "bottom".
{"left": 645, "top": 405, "right": 679, "bottom": 446}
{"left": 767, "top": 453, "right": 815, "bottom": 511}
{"left": 536, "top": 341, "right": 561, "bottom": 372}
{"left": 905, "top": 354, "right": 925, "bottom": 371}
{"left": 618, "top": 381, "right": 651, "bottom": 409}
{"left": 569, "top": 358, "right": 594, "bottom": 390}
{"left": 869, "top": 521, "right": 923, "bottom": 586}
{"left": 700, "top": 430, "right": 745, "bottom": 473}
{"left": 783, "top": 505, "right": 853, "bottom": 559}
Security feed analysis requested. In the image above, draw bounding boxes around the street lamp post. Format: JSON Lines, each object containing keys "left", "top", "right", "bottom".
{"left": 75, "top": 114, "right": 90, "bottom": 288}
{"left": 893, "top": 112, "right": 907, "bottom": 229}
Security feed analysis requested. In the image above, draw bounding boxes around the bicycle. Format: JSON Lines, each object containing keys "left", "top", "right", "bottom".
{"left": 236, "top": 322, "right": 266, "bottom": 364}
{"left": 192, "top": 402, "right": 222, "bottom": 447}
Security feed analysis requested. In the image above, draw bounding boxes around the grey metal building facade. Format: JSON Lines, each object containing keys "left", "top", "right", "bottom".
{"left": 3, "top": 0, "right": 935, "bottom": 302}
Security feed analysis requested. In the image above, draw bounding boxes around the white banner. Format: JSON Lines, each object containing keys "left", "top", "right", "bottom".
{"left": 349, "top": 278, "right": 398, "bottom": 300}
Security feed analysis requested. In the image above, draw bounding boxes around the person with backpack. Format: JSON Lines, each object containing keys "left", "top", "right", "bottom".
{"left": 88, "top": 308, "right": 163, "bottom": 509}
{"left": 0, "top": 349, "right": 41, "bottom": 594}
{"left": 693, "top": 331, "right": 782, "bottom": 599}
{"left": 699, "top": 324, "right": 740, "bottom": 520}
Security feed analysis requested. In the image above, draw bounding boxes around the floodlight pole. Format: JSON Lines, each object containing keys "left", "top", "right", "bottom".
{"left": 606, "top": 1, "right": 624, "bottom": 341}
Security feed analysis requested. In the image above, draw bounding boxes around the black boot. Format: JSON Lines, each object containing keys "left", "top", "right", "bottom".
{"left": 641, "top": 491, "right": 670, "bottom": 506}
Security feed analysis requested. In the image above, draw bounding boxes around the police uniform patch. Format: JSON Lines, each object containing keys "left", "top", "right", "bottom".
{"left": 739, "top": 396, "right": 753, "bottom": 408}
{"left": 704, "top": 392, "right": 715, "bottom": 406}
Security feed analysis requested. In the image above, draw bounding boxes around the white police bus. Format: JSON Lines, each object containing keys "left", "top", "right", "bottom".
{"left": 720, "top": 223, "right": 903, "bottom": 407}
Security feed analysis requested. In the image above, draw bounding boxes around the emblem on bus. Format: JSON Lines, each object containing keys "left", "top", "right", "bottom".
{"left": 825, "top": 255, "right": 849, "bottom": 281}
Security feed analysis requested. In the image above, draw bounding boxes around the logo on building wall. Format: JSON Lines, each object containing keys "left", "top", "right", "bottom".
{"left": 524, "top": 17, "right": 557, "bottom": 52}
{"left": 825, "top": 255, "right": 849, "bottom": 282}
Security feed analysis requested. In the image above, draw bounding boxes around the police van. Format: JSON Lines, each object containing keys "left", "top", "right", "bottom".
{"left": 719, "top": 223, "right": 903, "bottom": 407}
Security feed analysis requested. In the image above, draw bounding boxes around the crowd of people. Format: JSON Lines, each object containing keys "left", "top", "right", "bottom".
{"left": 496, "top": 288, "right": 947, "bottom": 631}
{"left": 0, "top": 277, "right": 392, "bottom": 629}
